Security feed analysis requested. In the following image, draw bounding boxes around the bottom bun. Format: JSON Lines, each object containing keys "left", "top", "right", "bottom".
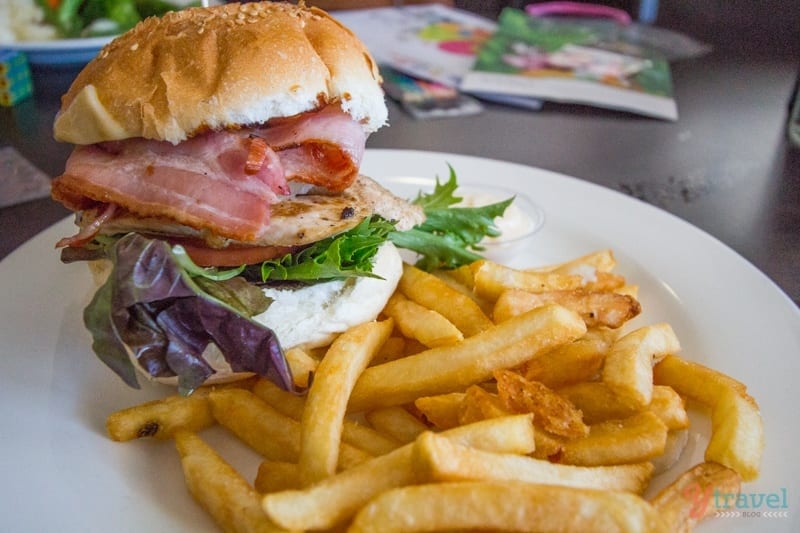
{"left": 138, "top": 241, "right": 403, "bottom": 387}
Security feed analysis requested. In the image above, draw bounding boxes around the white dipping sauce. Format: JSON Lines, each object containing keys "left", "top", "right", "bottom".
{"left": 457, "top": 190, "right": 540, "bottom": 245}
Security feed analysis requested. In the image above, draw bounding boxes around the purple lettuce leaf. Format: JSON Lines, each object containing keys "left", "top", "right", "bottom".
{"left": 83, "top": 233, "right": 294, "bottom": 395}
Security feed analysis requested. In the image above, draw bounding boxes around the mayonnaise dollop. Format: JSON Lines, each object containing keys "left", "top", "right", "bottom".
{"left": 457, "top": 189, "right": 542, "bottom": 245}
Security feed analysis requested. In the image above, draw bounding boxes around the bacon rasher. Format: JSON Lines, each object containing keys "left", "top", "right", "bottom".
{"left": 51, "top": 106, "right": 367, "bottom": 243}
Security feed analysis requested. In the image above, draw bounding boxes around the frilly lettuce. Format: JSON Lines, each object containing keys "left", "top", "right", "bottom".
{"left": 83, "top": 233, "right": 294, "bottom": 396}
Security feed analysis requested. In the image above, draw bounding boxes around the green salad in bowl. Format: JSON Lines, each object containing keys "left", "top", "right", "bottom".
{"left": 38, "top": 0, "right": 199, "bottom": 39}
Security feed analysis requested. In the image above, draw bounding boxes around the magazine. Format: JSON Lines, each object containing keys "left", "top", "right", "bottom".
{"left": 333, "top": 5, "right": 496, "bottom": 88}
{"left": 333, "top": 5, "right": 542, "bottom": 110}
{"left": 460, "top": 8, "right": 678, "bottom": 120}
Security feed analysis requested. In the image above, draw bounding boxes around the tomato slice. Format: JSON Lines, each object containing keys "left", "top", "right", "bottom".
{"left": 173, "top": 239, "right": 295, "bottom": 267}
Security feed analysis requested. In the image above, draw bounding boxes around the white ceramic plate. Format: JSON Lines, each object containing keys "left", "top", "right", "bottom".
{"left": 1, "top": 150, "right": 797, "bottom": 531}
{"left": 1, "top": 36, "right": 113, "bottom": 66}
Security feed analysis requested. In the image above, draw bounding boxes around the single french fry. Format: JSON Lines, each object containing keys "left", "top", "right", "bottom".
{"left": 283, "top": 346, "right": 317, "bottom": 389}
{"left": 495, "top": 369, "right": 588, "bottom": 438}
{"left": 339, "top": 419, "right": 405, "bottom": 456}
{"left": 261, "top": 414, "right": 535, "bottom": 531}
{"left": 254, "top": 461, "right": 303, "bottom": 494}
{"left": 252, "top": 377, "right": 402, "bottom": 456}
{"left": 364, "top": 406, "right": 429, "bottom": 444}
{"left": 602, "top": 323, "right": 681, "bottom": 410}
{"left": 382, "top": 292, "right": 463, "bottom": 348}
{"left": 106, "top": 390, "right": 214, "bottom": 441}
{"left": 298, "top": 319, "right": 392, "bottom": 485}
{"left": 348, "top": 481, "right": 669, "bottom": 533}
{"left": 651, "top": 462, "right": 742, "bottom": 532}
{"left": 442, "top": 263, "right": 476, "bottom": 289}
{"left": 398, "top": 263, "right": 493, "bottom": 337}
{"left": 653, "top": 354, "right": 747, "bottom": 406}
{"left": 560, "top": 411, "right": 668, "bottom": 466}
{"left": 521, "top": 327, "right": 613, "bottom": 387}
{"left": 583, "top": 271, "right": 627, "bottom": 292}
{"left": 208, "top": 389, "right": 371, "bottom": 469}
{"left": 173, "top": 431, "right": 284, "bottom": 533}
{"left": 557, "top": 382, "right": 639, "bottom": 425}
{"left": 559, "top": 374, "right": 685, "bottom": 430}
{"left": 705, "top": 387, "right": 764, "bottom": 481}
{"left": 656, "top": 356, "right": 763, "bottom": 481}
{"left": 471, "top": 259, "right": 584, "bottom": 301}
{"left": 529, "top": 249, "right": 617, "bottom": 275}
{"left": 413, "top": 392, "right": 465, "bottom": 429}
{"left": 347, "top": 304, "right": 586, "bottom": 412}
{"left": 251, "top": 378, "right": 306, "bottom": 419}
{"left": 436, "top": 267, "right": 494, "bottom": 315}
{"left": 493, "top": 288, "right": 641, "bottom": 329}
{"left": 649, "top": 385, "right": 689, "bottom": 430}
{"left": 413, "top": 431, "right": 653, "bottom": 494}
{"left": 209, "top": 389, "right": 301, "bottom": 463}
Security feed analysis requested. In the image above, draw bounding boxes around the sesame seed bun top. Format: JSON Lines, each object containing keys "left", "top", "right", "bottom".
{"left": 53, "top": 1, "right": 387, "bottom": 145}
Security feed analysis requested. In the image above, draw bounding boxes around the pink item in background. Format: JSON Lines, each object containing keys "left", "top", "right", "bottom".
{"left": 525, "top": 2, "right": 632, "bottom": 25}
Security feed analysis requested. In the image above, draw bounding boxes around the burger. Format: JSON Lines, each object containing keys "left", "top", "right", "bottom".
{"left": 51, "top": 1, "right": 510, "bottom": 395}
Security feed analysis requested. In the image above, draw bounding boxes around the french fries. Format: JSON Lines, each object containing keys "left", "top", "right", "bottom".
{"left": 653, "top": 353, "right": 748, "bottom": 405}
{"left": 283, "top": 346, "right": 317, "bottom": 389}
{"left": 106, "top": 390, "right": 215, "bottom": 441}
{"left": 346, "top": 304, "right": 586, "bottom": 411}
{"left": 557, "top": 381, "right": 638, "bottom": 424}
{"left": 654, "top": 354, "right": 764, "bottom": 481}
{"left": 298, "top": 319, "right": 392, "bottom": 485}
{"left": 493, "top": 288, "right": 641, "bottom": 328}
{"left": 413, "top": 392, "right": 465, "bottom": 429}
{"left": 174, "top": 431, "right": 283, "bottom": 533}
{"left": 559, "top": 411, "right": 669, "bottom": 466}
{"left": 602, "top": 323, "right": 681, "bottom": 410}
{"left": 705, "top": 388, "right": 764, "bottom": 481}
{"left": 520, "top": 326, "right": 614, "bottom": 387}
{"left": 382, "top": 292, "right": 463, "bottom": 348}
{"left": 413, "top": 431, "right": 654, "bottom": 493}
{"left": 104, "top": 250, "right": 764, "bottom": 532}
{"left": 209, "top": 388, "right": 372, "bottom": 468}
{"left": 252, "top": 377, "right": 402, "bottom": 456}
{"left": 364, "top": 406, "right": 429, "bottom": 444}
{"left": 349, "top": 481, "right": 669, "bottom": 533}
{"left": 471, "top": 259, "right": 584, "bottom": 300}
{"left": 528, "top": 249, "right": 617, "bottom": 274}
{"left": 254, "top": 460, "right": 302, "bottom": 493}
{"left": 398, "top": 263, "right": 493, "bottom": 336}
{"left": 261, "top": 415, "right": 536, "bottom": 530}
{"left": 651, "top": 462, "right": 742, "bottom": 531}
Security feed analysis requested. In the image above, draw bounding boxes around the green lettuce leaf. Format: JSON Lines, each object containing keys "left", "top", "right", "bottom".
{"left": 257, "top": 216, "right": 395, "bottom": 282}
{"left": 389, "top": 165, "right": 513, "bottom": 271}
